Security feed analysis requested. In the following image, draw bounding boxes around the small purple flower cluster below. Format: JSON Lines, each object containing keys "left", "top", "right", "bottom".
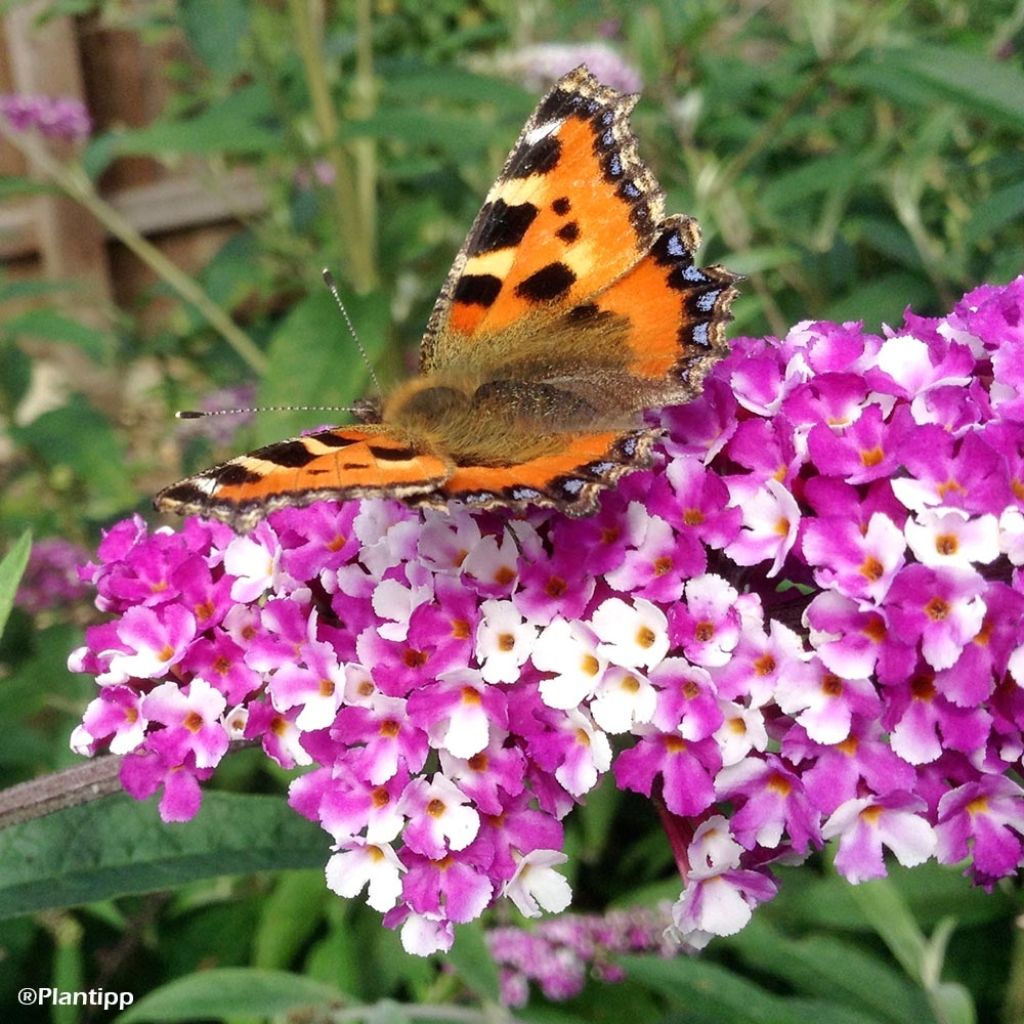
{"left": 0, "top": 94, "right": 91, "bottom": 141}
{"left": 16, "top": 537, "right": 92, "bottom": 615}
{"left": 70, "top": 278, "right": 1024, "bottom": 961}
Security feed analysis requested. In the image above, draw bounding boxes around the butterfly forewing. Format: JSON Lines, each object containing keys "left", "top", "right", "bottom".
{"left": 155, "top": 427, "right": 452, "bottom": 530}
{"left": 421, "top": 66, "right": 666, "bottom": 370}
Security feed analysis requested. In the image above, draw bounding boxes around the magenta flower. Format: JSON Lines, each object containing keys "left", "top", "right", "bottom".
{"left": 0, "top": 93, "right": 91, "bottom": 141}
{"left": 69, "top": 278, "right": 1024, "bottom": 963}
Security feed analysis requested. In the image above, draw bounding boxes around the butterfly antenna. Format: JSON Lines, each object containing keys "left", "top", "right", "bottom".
{"left": 322, "top": 268, "right": 383, "bottom": 398}
{"left": 176, "top": 405, "right": 358, "bottom": 419}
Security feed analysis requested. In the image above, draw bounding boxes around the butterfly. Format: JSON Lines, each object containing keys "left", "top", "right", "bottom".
{"left": 155, "top": 65, "right": 739, "bottom": 531}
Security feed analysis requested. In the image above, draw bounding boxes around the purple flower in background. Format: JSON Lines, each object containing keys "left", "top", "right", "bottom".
{"left": 69, "top": 278, "right": 1024, "bottom": 967}
{"left": 497, "top": 43, "right": 643, "bottom": 94}
{"left": 15, "top": 537, "right": 91, "bottom": 613}
{"left": 0, "top": 94, "right": 91, "bottom": 141}
{"left": 173, "top": 383, "right": 258, "bottom": 448}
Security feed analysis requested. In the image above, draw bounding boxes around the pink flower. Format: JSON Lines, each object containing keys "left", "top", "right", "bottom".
{"left": 68, "top": 277, "right": 1024, "bottom": 963}
{"left": 823, "top": 792, "right": 937, "bottom": 883}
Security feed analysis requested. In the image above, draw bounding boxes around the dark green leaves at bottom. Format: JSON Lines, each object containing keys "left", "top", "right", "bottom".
{"left": 0, "top": 791, "right": 327, "bottom": 919}
{"left": 116, "top": 967, "right": 343, "bottom": 1023}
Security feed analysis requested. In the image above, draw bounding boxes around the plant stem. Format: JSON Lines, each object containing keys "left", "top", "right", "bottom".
{"left": 351, "top": 0, "right": 378, "bottom": 285}
{"left": 0, "top": 755, "right": 124, "bottom": 830}
{"left": 290, "top": 0, "right": 378, "bottom": 293}
{"left": 0, "top": 122, "right": 268, "bottom": 376}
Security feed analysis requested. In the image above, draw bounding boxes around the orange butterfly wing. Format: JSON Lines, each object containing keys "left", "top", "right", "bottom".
{"left": 421, "top": 66, "right": 665, "bottom": 369}
{"left": 156, "top": 66, "right": 739, "bottom": 529}
{"left": 154, "top": 427, "right": 452, "bottom": 529}
{"left": 417, "top": 429, "right": 659, "bottom": 517}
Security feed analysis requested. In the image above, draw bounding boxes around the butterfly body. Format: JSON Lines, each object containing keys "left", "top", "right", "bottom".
{"left": 156, "top": 66, "right": 739, "bottom": 530}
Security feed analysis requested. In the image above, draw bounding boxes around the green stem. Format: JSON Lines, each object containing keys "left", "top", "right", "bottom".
{"left": 717, "top": 58, "right": 833, "bottom": 193}
{"left": 351, "top": 0, "right": 378, "bottom": 284}
{"left": 0, "top": 123, "right": 268, "bottom": 376}
{"left": 290, "top": 0, "right": 377, "bottom": 293}
{"left": 1004, "top": 922, "right": 1024, "bottom": 1024}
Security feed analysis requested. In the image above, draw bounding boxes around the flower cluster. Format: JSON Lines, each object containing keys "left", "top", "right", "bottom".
{"left": 16, "top": 537, "right": 92, "bottom": 614}
{"left": 487, "top": 902, "right": 676, "bottom": 1005}
{"left": 69, "top": 278, "right": 1024, "bottom": 961}
{"left": 0, "top": 94, "right": 91, "bottom": 141}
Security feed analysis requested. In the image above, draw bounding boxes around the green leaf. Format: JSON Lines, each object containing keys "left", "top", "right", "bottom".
{"left": 882, "top": 45, "right": 1024, "bottom": 130}
{"left": 849, "top": 878, "right": 928, "bottom": 983}
{"left": 82, "top": 131, "right": 120, "bottom": 180}
{"left": 0, "top": 276, "right": 79, "bottom": 303}
{"left": 255, "top": 287, "right": 390, "bottom": 445}
{"left": 383, "top": 63, "right": 531, "bottom": 108}
{"left": 621, "top": 955, "right": 884, "bottom": 1024}
{"left": 0, "top": 530, "right": 31, "bottom": 641}
{"left": 113, "top": 84, "right": 280, "bottom": 156}
{"left": 0, "top": 339, "right": 31, "bottom": 410}
{"left": 929, "top": 983, "right": 976, "bottom": 1024}
{"left": 6, "top": 308, "right": 112, "bottom": 362}
{"left": 777, "top": 861, "right": 1015, "bottom": 931}
{"left": 965, "top": 181, "right": 1024, "bottom": 245}
{"left": 0, "top": 176, "right": 57, "bottom": 199}
{"left": 447, "top": 921, "right": 500, "bottom": 1002}
{"left": 9, "top": 395, "right": 136, "bottom": 517}
{"left": 344, "top": 110, "right": 499, "bottom": 155}
{"left": 252, "top": 870, "right": 327, "bottom": 969}
{"left": 621, "top": 954, "right": 795, "bottom": 1021}
{"left": 0, "top": 792, "right": 327, "bottom": 918}
{"left": 116, "top": 967, "right": 343, "bottom": 1023}
{"left": 725, "top": 918, "right": 930, "bottom": 1024}
{"left": 179, "top": 0, "right": 249, "bottom": 77}
{"left": 824, "top": 273, "right": 934, "bottom": 328}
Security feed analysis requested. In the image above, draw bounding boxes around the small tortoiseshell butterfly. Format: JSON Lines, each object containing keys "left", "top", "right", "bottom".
{"left": 156, "top": 66, "right": 739, "bottom": 531}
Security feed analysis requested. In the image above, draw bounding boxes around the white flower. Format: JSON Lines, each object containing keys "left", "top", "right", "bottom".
{"left": 590, "top": 666, "right": 656, "bottom": 733}
{"left": 430, "top": 669, "right": 492, "bottom": 759}
{"left": 713, "top": 700, "right": 769, "bottom": 766}
{"left": 224, "top": 531, "right": 282, "bottom": 602}
{"left": 400, "top": 912, "right": 454, "bottom": 956}
{"left": 418, "top": 507, "right": 482, "bottom": 571}
{"left": 504, "top": 849, "right": 572, "bottom": 917}
{"left": 372, "top": 569, "right": 433, "bottom": 642}
{"left": 555, "top": 710, "right": 612, "bottom": 796}
{"left": 905, "top": 509, "right": 999, "bottom": 569}
{"left": 342, "top": 663, "right": 378, "bottom": 706}
{"left": 591, "top": 597, "right": 669, "bottom": 669}
{"left": 532, "top": 617, "right": 606, "bottom": 710}
{"left": 223, "top": 704, "right": 248, "bottom": 740}
{"left": 687, "top": 815, "right": 744, "bottom": 879}
{"left": 999, "top": 507, "right": 1024, "bottom": 566}
{"left": 326, "top": 840, "right": 405, "bottom": 912}
{"left": 462, "top": 529, "right": 519, "bottom": 589}
{"left": 475, "top": 600, "right": 538, "bottom": 684}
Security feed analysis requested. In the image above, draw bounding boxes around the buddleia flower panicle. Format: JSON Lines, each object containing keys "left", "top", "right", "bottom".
{"left": 70, "top": 278, "right": 1024, "bottom": 965}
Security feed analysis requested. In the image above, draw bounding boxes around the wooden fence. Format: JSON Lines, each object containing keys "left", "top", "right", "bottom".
{"left": 0, "top": 2, "right": 264, "bottom": 318}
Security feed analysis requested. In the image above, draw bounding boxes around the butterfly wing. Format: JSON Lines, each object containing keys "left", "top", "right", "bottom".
{"left": 413, "top": 427, "right": 660, "bottom": 517}
{"left": 154, "top": 427, "right": 452, "bottom": 530}
{"left": 421, "top": 65, "right": 665, "bottom": 371}
{"left": 409, "top": 68, "right": 738, "bottom": 516}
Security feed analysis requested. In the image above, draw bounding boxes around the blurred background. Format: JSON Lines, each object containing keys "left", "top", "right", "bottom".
{"left": 0, "top": 1, "right": 1023, "bottom": 1021}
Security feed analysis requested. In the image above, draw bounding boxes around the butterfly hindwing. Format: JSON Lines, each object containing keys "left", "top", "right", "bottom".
{"left": 414, "top": 427, "right": 659, "bottom": 517}
{"left": 564, "top": 214, "right": 741, "bottom": 409}
{"left": 155, "top": 426, "right": 452, "bottom": 529}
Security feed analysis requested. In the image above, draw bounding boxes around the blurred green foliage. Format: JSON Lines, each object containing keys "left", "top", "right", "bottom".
{"left": 1, "top": 0, "right": 1023, "bottom": 1021}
